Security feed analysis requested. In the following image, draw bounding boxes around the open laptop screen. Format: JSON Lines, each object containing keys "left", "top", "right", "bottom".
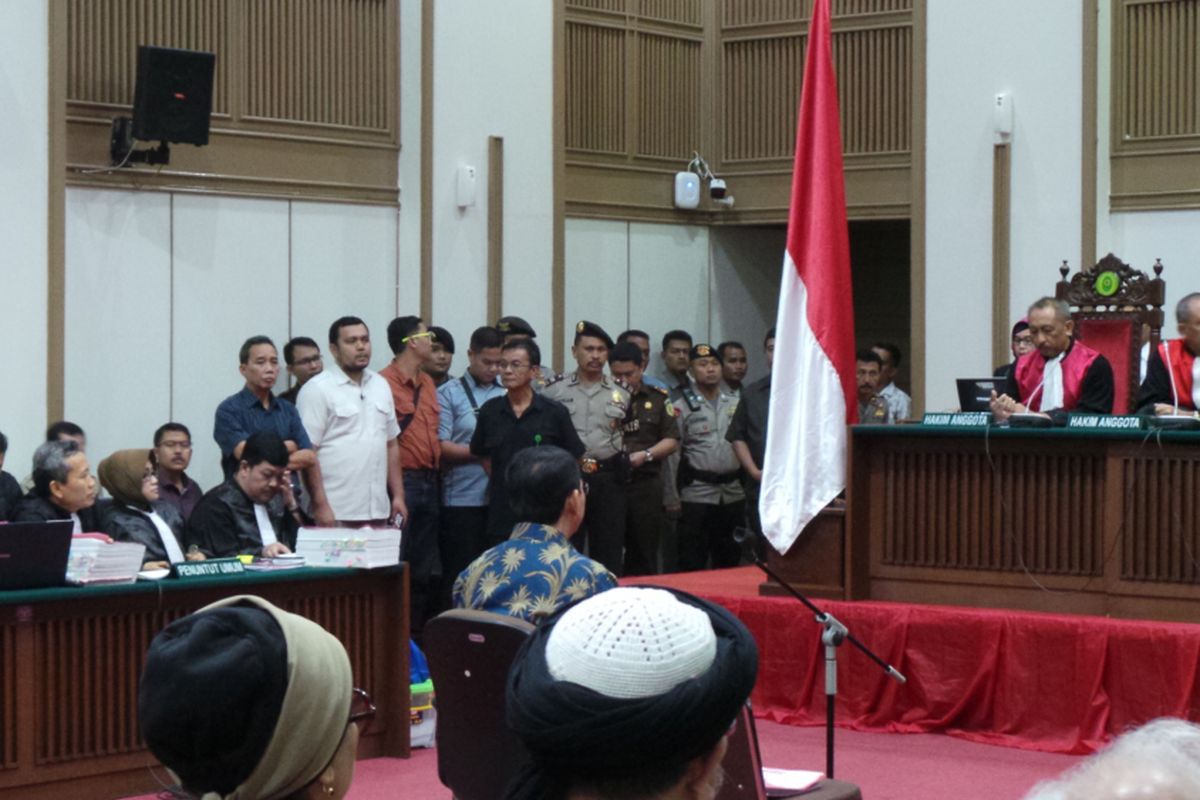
{"left": 956, "top": 378, "right": 999, "bottom": 413}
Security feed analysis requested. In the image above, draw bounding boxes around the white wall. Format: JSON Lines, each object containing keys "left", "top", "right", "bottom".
{"left": 563, "top": 218, "right": 780, "bottom": 382}
{"left": 0, "top": 2, "right": 48, "bottom": 478}
{"left": 1109, "top": 212, "right": 1200, "bottom": 313}
{"left": 924, "top": 0, "right": 1083, "bottom": 410}
{"left": 430, "top": 1, "right": 555, "bottom": 361}
{"left": 709, "top": 227, "right": 783, "bottom": 381}
{"left": 63, "top": 188, "right": 399, "bottom": 491}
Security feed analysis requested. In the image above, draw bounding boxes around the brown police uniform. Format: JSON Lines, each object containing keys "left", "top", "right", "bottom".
{"left": 621, "top": 382, "right": 680, "bottom": 575}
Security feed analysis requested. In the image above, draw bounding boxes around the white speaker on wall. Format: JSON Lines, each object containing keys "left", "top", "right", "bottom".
{"left": 674, "top": 171, "right": 700, "bottom": 209}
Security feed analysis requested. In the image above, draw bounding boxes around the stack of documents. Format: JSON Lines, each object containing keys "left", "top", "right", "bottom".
{"left": 66, "top": 538, "right": 146, "bottom": 585}
{"left": 295, "top": 527, "right": 401, "bottom": 569}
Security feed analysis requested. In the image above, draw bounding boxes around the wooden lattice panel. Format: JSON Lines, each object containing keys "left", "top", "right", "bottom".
{"left": 881, "top": 449, "right": 1104, "bottom": 576}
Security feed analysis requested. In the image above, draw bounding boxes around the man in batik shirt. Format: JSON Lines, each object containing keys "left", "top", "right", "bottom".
{"left": 452, "top": 446, "right": 615, "bottom": 623}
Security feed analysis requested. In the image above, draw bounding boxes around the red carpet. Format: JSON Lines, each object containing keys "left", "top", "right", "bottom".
{"left": 625, "top": 567, "right": 1200, "bottom": 755}
{"left": 121, "top": 721, "right": 1079, "bottom": 800}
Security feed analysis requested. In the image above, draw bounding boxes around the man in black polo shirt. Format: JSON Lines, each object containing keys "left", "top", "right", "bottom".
{"left": 727, "top": 328, "right": 774, "bottom": 557}
{"left": 470, "top": 338, "right": 585, "bottom": 540}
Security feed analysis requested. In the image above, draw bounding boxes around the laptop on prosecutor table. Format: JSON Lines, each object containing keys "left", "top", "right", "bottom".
{"left": 0, "top": 520, "right": 74, "bottom": 590}
{"left": 956, "top": 377, "right": 1000, "bottom": 413}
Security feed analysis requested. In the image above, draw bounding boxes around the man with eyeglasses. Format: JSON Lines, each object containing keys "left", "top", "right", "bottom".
{"left": 437, "top": 326, "right": 506, "bottom": 605}
{"left": 152, "top": 422, "right": 203, "bottom": 522}
{"left": 186, "top": 431, "right": 303, "bottom": 558}
{"left": 380, "top": 315, "right": 443, "bottom": 635}
{"left": 471, "top": 338, "right": 585, "bottom": 541}
{"left": 279, "top": 336, "right": 324, "bottom": 405}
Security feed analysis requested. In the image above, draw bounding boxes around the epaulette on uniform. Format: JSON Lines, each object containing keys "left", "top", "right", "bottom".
{"left": 542, "top": 373, "right": 567, "bottom": 388}
{"left": 681, "top": 386, "right": 702, "bottom": 412}
{"left": 650, "top": 385, "right": 669, "bottom": 396}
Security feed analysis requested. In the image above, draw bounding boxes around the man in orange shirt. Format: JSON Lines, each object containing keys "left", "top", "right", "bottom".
{"left": 380, "top": 315, "right": 443, "bottom": 638}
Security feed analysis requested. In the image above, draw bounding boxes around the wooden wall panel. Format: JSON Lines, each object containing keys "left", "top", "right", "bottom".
{"left": 566, "top": 23, "right": 626, "bottom": 153}
{"left": 638, "top": 34, "right": 702, "bottom": 157}
{"left": 244, "top": 0, "right": 392, "bottom": 131}
{"left": 64, "top": 0, "right": 399, "bottom": 204}
{"left": 835, "top": 26, "right": 910, "bottom": 154}
{"left": 640, "top": 0, "right": 702, "bottom": 25}
{"left": 723, "top": 0, "right": 909, "bottom": 28}
{"left": 567, "top": 0, "right": 625, "bottom": 13}
{"left": 563, "top": 0, "right": 914, "bottom": 222}
{"left": 67, "top": 0, "right": 229, "bottom": 114}
{"left": 1119, "top": 0, "right": 1198, "bottom": 141}
{"left": 723, "top": 36, "right": 804, "bottom": 161}
{"left": 1112, "top": 0, "right": 1200, "bottom": 210}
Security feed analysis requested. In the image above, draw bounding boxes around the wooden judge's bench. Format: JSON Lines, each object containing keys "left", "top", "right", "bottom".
{"left": 766, "top": 424, "right": 1200, "bottom": 622}
{"left": 0, "top": 566, "right": 409, "bottom": 800}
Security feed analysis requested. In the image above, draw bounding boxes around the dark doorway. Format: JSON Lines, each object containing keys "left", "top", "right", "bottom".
{"left": 850, "top": 219, "right": 912, "bottom": 394}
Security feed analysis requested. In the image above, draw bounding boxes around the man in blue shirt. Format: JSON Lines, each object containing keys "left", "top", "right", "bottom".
{"left": 453, "top": 445, "right": 616, "bottom": 624}
{"left": 437, "top": 326, "right": 507, "bottom": 602}
{"left": 213, "top": 335, "right": 333, "bottom": 525}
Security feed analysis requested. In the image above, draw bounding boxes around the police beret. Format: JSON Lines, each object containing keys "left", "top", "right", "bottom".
{"left": 496, "top": 316, "right": 537, "bottom": 337}
{"left": 574, "top": 320, "right": 614, "bottom": 349}
{"left": 689, "top": 343, "right": 722, "bottom": 364}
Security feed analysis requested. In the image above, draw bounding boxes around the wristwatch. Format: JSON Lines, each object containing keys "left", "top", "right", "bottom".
{"left": 643, "top": 449, "right": 654, "bottom": 463}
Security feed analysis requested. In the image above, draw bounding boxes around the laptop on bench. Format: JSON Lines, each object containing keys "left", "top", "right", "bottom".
{"left": 0, "top": 520, "right": 74, "bottom": 590}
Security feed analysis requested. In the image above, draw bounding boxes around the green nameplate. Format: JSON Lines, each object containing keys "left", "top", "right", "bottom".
{"left": 922, "top": 412, "right": 992, "bottom": 427}
{"left": 1066, "top": 414, "right": 1143, "bottom": 431}
{"left": 174, "top": 558, "right": 246, "bottom": 579}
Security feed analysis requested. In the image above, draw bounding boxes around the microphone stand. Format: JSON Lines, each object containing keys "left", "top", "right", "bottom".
{"left": 735, "top": 529, "right": 906, "bottom": 780}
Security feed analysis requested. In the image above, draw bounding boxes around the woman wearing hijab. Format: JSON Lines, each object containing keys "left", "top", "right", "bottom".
{"left": 994, "top": 319, "right": 1034, "bottom": 382}
{"left": 98, "top": 448, "right": 199, "bottom": 570}
{"left": 139, "top": 595, "right": 372, "bottom": 800}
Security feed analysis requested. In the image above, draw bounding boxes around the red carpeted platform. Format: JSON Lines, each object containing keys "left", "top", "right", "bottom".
{"left": 624, "top": 567, "right": 1200, "bottom": 755}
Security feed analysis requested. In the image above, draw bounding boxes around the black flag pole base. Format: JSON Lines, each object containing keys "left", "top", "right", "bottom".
{"left": 734, "top": 528, "right": 906, "bottom": 779}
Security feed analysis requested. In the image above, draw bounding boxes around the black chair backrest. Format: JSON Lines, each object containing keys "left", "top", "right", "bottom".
{"left": 424, "top": 609, "right": 536, "bottom": 800}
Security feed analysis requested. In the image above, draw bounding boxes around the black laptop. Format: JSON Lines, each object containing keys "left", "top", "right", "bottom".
{"left": 956, "top": 378, "right": 1000, "bottom": 413}
{"left": 0, "top": 520, "right": 74, "bottom": 590}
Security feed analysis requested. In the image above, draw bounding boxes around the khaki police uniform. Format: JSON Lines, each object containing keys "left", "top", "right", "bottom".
{"left": 543, "top": 372, "right": 631, "bottom": 574}
{"left": 669, "top": 386, "right": 745, "bottom": 571}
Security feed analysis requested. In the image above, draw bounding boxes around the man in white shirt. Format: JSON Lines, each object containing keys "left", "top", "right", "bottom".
{"left": 298, "top": 316, "right": 408, "bottom": 527}
{"left": 872, "top": 341, "right": 912, "bottom": 422}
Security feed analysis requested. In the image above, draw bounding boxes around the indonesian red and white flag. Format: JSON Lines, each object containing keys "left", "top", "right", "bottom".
{"left": 760, "top": 0, "right": 857, "bottom": 554}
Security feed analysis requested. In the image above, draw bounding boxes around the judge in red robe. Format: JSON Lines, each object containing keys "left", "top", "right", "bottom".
{"left": 992, "top": 297, "right": 1114, "bottom": 423}
{"left": 1134, "top": 292, "right": 1200, "bottom": 416}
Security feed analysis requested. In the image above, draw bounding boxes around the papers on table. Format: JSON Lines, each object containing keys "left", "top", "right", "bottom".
{"left": 245, "top": 555, "right": 307, "bottom": 571}
{"left": 763, "top": 768, "right": 825, "bottom": 796}
{"left": 66, "top": 538, "right": 146, "bottom": 585}
{"left": 295, "top": 527, "right": 402, "bottom": 569}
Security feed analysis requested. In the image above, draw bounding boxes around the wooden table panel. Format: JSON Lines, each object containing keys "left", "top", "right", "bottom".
{"left": 0, "top": 566, "right": 408, "bottom": 800}
{"left": 849, "top": 426, "right": 1200, "bottom": 622}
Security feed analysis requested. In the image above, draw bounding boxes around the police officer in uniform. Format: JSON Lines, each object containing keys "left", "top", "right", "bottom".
{"left": 667, "top": 344, "right": 745, "bottom": 571}
{"left": 608, "top": 342, "right": 679, "bottom": 576}
{"left": 543, "top": 321, "right": 631, "bottom": 574}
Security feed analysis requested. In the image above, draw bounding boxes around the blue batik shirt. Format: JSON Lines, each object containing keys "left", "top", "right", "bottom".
{"left": 452, "top": 522, "right": 617, "bottom": 623}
